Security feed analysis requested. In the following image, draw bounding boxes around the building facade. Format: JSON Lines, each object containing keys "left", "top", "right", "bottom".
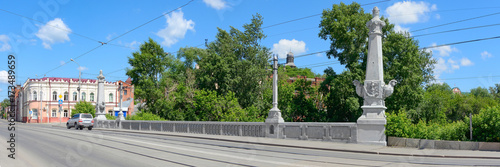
{"left": 15, "top": 77, "right": 134, "bottom": 123}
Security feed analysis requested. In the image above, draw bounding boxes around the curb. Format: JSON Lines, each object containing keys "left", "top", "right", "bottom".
{"left": 93, "top": 128, "right": 500, "bottom": 159}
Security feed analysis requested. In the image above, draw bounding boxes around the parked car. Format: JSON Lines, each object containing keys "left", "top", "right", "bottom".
{"left": 67, "top": 113, "right": 94, "bottom": 130}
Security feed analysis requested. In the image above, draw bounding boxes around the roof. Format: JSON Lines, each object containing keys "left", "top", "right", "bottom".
{"left": 27, "top": 77, "right": 116, "bottom": 84}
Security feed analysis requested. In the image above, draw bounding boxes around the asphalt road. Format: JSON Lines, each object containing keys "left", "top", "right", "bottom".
{"left": 0, "top": 120, "right": 499, "bottom": 167}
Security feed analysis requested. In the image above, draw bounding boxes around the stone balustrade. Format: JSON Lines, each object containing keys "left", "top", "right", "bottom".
{"left": 95, "top": 120, "right": 357, "bottom": 143}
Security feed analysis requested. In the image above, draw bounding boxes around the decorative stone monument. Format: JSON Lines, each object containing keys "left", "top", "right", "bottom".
{"left": 95, "top": 70, "right": 107, "bottom": 120}
{"left": 266, "top": 55, "right": 284, "bottom": 138}
{"left": 353, "top": 7, "right": 397, "bottom": 146}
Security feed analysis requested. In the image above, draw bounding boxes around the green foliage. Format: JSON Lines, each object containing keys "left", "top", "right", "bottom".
{"left": 324, "top": 71, "right": 362, "bottom": 122}
{"left": 386, "top": 110, "right": 467, "bottom": 141}
{"left": 319, "top": 2, "right": 435, "bottom": 117}
{"left": 470, "top": 106, "right": 500, "bottom": 142}
{"left": 126, "top": 38, "right": 182, "bottom": 115}
{"left": 471, "top": 87, "right": 492, "bottom": 98}
{"left": 71, "top": 101, "right": 95, "bottom": 117}
{"left": 284, "top": 66, "right": 318, "bottom": 78}
{"left": 106, "top": 114, "right": 116, "bottom": 120}
{"left": 127, "top": 111, "right": 166, "bottom": 121}
{"left": 489, "top": 84, "right": 500, "bottom": 101}
{"left": 195, "top": 14, "right": 271, "bottom": 110}
{"left": 192, "top": 89, "right": 248, "bottom": 122}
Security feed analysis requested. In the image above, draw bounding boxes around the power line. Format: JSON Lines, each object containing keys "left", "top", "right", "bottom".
{"left": 421, "top": 35, "right": 500, "bottom": 49}
{"left": 436, "top": 75, "right": 500, "bottom": 81}
{"left": 261, "top": 0, "right": 391, "bottom": 29}
{"left": 413, "top": 12, "right": 500, "bottom": 32}
{"left": 413, "top": 23, "right": 500, "bottom": 37}
{"left": 0, "top": 8, "right": 132, "bottom": 48}
{"left": 41, "top": 0, "right": 195, "bottom": 76}
{"left": 105, "top": 0, "right": 194, "bottom": 44}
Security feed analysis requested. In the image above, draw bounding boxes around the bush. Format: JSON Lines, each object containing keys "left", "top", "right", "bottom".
{"left": 471, "top": 106, "right": 500, "bottom": 142}
{"left": 106, "top": 114, "right": 116, "bottom": 120}
{"left": 127, "top": 111, "right": 166, "bottom": 121}
{"left": 386, "top": 109, "right": 467, "bottom": 141}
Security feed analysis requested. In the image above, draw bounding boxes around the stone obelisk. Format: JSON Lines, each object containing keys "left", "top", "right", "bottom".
{"left": 353, "top": 7, "right": 397, "bottom": 146}
{"left": 95, "top": 70, "right": 107, "bottom": 120}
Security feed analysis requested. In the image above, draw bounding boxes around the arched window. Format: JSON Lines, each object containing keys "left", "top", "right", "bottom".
{"left": 33, "top": 91, "right": 37, "bottom": 101}
{"left": 53, "top": 91, "right": 57, "bottom": 101}
{"left": 90, "top": 93, "right": 94, "bottom": 102}
{"left": 73, "top": 92, "right": 77, "bottom": 101}
{"left": 64, "top": 91, "right": 68, "bottom": 101}
{"left": 81, "top": 92, "right": 86, "bottom": 101}
{"left": 109, "top": 93, "right": 113, "bottom": 102}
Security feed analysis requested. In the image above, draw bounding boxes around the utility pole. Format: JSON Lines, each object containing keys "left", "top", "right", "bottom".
{"left": 117, "top": 82, "right": 125, "bottom": 121}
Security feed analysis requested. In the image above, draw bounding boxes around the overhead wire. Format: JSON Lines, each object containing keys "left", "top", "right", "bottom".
{"left": 40, "top": 0, "right": 195, "bottom": 76}
{"left": 412, "top": 11, "right": 500, "bottom": 32}
{"left": 261, "top": 0, "right": 391, "bottom": 29}
{"left": 412, "top": 23, "right": 500, "bottom": 37}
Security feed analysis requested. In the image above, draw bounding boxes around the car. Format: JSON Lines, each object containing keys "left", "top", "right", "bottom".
{"left": 67, "top": 113, "right": 94, "bottom": 130}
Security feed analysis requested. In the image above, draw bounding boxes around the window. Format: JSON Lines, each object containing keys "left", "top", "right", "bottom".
{"left": 108, "top": 110, "right": 113, "bottom": 115}
{"left": 90, "top": 93, "right": 94, "bottom": 102}
{"left": 73, "top": 92, "right": 77, "bottom": 101}
{"left": 109, "top": 93, "right": 113, "bottom": 102}
{"left": 64, "top": 110, "right": 68, "bottom": 117}
{"left": 32, "top": 109, "right": 38, "bottom": 119}
{"left": 53, "top": 91, "right": 57, "bottom": 101}
{"left": 81, "top": 92, "right": 86, "bottom": 101}
{"left": 124, "top": 90, "right": 127, "bottom": 95}
{"left": 64, "top": 92, "right": 68, "bottom": 101}
{"left": 52, "top": 109, "right": 56, "bottom": 117}
{"left": 33, "top": 91, "right": 37, "bottom": 101}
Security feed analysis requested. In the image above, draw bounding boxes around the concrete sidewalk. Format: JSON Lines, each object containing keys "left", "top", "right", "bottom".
{"left": 87, "top": 127, "right": 500, "bottom": 159}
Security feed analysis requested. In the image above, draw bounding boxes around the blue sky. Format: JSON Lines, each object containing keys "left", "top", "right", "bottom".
{"left": 1, "top": 0, "right": 499, "bottom": 99}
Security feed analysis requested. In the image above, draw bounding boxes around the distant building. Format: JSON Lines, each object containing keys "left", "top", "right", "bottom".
{"left": 452, "top": 87, "right": 461, "bottom": 95}
{"left": 284, "top": 51, "right": 296, "bottom": 68}
{"left": 13, "top": 77, "right": 134, "bottom": 123}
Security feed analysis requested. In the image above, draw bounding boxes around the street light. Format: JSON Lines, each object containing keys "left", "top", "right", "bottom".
{"left": 70, "top": 58, "right": 82, "bottom": 103}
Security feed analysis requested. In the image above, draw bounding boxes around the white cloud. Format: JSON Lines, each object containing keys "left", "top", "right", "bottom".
{"left": 481, "top": 51, "right": 493, "bottom": 60}
{"left": 435, "top": 14, "right": 441, "bottom": 19}
{"left": 386, "top": 1, "right": 437, "bottom": 24}
{"left": 460, "top": 57, "right": 473, "bottom": 66}
{"left": 433, "top": 57, "right": 473, "bottom": 80}
{"left": 431, "top": 43, "right": 458, "bottom": 57}
{"left": 0, "top": 70, "right": 8, "bottom": 83}
{"left": 36, "top": 18, "right": 71, "bottom": 49}
{"left": 203, "top": 0, "right": 227, "bottom": 10}
{"left": 0, "top": 35, "right": 11, "bottom": 51}
{"left": 433, "top": 57, "right": 447, "bottom": 79}
{"left": 156, "top": 10, "right": 195, "bottom": 47}
{"left": 77, "top": 66, "right": 88, "bottom": 71}
{"left": 394, "top": 25, "right": 410, "bottom": 34}
{"left": 271, "top": 39, "right": 307, "bottom": 59}
{"left": 448, "top": 58, "right": 460, "bottom": 70}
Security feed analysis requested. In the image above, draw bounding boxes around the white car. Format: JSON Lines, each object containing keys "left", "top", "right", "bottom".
{"left": 67, "top": 113, "right": 94, "bottom": 130}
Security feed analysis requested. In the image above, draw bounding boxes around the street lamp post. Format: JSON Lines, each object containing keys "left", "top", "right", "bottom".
{"left": 70, "top": 59, "right": 82, "bottom": 103}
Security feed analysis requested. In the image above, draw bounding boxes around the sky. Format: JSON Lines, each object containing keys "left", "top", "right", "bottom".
{"left": 1, "top": 0, "right": 499, "bottom": 100}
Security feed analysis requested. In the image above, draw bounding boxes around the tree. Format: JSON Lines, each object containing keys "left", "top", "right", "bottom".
{"left": 284, "top": 66, "right": 318, "bottom": 78}
{"left": 195, "top": 14, "right": 271, "bottom": 110}
{"left": 470, "top": 87, "right": 492, "bottom": 98}
{"left": 1, "top": 98, "right": 10, "bottom": 118}
{"left": 318, "top": 2, "right": 435, "bottom": 119}
{"left": 126, "top": 38, "right": 182, "bottom": 116}
{"left": 489, "top": 84, "right": 500, "bottom": 101}
{"left": 71, "top": 101, "right": 96, "bottom": 117}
